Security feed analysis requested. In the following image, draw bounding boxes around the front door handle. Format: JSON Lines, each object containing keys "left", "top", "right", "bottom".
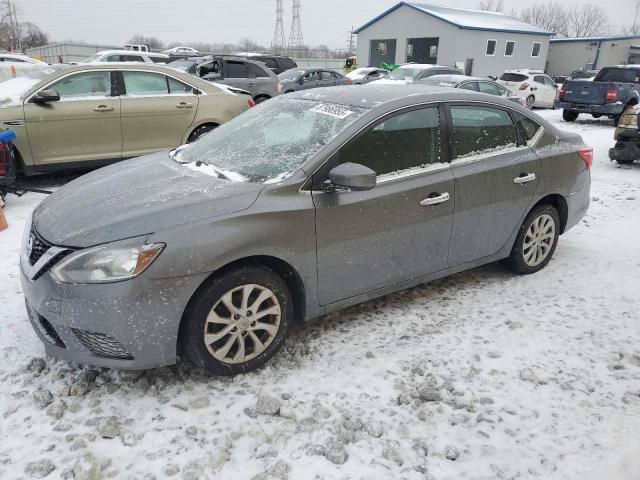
{"left": 420, "top": 192, "right": 450, "bottom": 206}
{"left": 176, "top": 102, "right": 194, "bottom": 109}
{"left": 514, "top": 173, "right": 536, "bottom": 185}
{"left": 93, "top": 105, "right": 114, "bottom": 112}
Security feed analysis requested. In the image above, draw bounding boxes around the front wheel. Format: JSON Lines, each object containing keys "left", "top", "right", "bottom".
{"left": 181, "top": 266, "right": 293, "bottom": 376}
{"left": 508, "top": 205, "right": 560, "bottom": 275}
{"left": 187, "top": 124, "right": 217, "bottom": 143}
{"left": 563, "top": 110, "right": 579, "bottom": 122}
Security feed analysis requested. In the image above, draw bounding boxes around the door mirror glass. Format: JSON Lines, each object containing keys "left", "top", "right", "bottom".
{"left": 32, "top": 90, "right": 60, "bottom": 103}
{"left": 327, "top": 162, "right": 376, "bottom": 191}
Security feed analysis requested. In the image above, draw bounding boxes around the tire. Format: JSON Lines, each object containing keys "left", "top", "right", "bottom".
{"left": 254, "top": 95, "right": 271, "bottom": 104}
{"left": 181, "top": 266, "right": 293, "bottom": 376}
{"left": 526, "top": 95, "right": 535, "bottom": 109}
{"left": 616, "top": 158, "right": 636, "bottom": 165}
{"left": 592, "top": 113, "right": 602, "bottom": 119}
{"left": 563, "top": 109, "right": 579, "bottom": 122}
{"left": 284, "top": 90, "right": 294, "bottom": 94}
{"left": 508, "top": 204, "right": 560, "bottom": 275}
{"left": 187, "top": 124, "right": 217, "bottom": 143}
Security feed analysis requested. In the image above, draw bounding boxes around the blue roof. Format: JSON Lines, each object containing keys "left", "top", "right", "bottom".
{"left": 354, "top": 2, "right": 554, "bottom": 36}
{"left": 550, "top": 35, "right": 640, "bottom": 43}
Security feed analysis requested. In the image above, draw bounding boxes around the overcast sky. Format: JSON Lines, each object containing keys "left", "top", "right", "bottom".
{"left": 15, "top": 0, "right": 637, "bottom": 49}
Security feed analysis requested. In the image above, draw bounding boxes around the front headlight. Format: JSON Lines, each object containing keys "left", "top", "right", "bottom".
{"left": 51, "top": 242, "right": 165, "bottom": 284}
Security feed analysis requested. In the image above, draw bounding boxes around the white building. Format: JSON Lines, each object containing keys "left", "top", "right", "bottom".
{"left": 546, "top": 36, "right": 640, "bottom": 77}
{"left": 354, "top": 2, "right": 553, "bottom": 77}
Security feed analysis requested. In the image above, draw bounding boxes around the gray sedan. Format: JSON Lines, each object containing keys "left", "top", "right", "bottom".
{"left": 21, "top": 86, "right": 591, "bottom": 375}
{"left": 417, "top": 74, "right": 526, "bottom": 106}
{"left": 346, "top": 67, "right": 389, "bottom": 84}
{"left": 278, "top": 67, "right": 352, "bottom": 93}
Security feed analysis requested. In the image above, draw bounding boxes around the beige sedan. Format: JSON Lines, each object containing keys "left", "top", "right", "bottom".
{"left": 0, "top": 63, "right": 253, "bottom": 175}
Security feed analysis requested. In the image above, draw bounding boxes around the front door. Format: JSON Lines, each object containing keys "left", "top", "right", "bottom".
{"left": 313, "top": 105, "right": 454, "bottom": 306}
{"left": 24, "top": 70, "right": 122, "bottom": 166}
{"left": 299, "top": 71, "right": 319, "bottom": 90}
{"left": 119, "top": 70, "right": 198, "bottom": 157}
{"left": 446, "top": 103, "right": 540, "bottom": 266}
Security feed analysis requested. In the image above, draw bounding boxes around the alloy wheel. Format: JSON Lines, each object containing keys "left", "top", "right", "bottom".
{"left": 523, "top": 214, "right": 556, "bottom": 267}
{"left": 203, "top": 284, "right": 281, "bottom": 364}
{"left": 526, "top": 95, "right": 535, "bottom": 108}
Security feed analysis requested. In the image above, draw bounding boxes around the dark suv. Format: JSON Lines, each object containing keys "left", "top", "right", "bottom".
{"left": 230, "top": 53, "right": 297, "bottom": 74}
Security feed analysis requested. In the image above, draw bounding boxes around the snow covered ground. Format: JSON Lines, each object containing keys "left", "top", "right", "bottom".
{"left": 1, "top": 110, "right": 639, "bottom": 480}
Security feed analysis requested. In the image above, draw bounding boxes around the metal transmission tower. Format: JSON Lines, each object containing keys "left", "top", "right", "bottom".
{"left": 288, "top": 0, "right": 304, "bottom": 53}
{"left": 271, "top": 0, "right": 287, "bottom": 54}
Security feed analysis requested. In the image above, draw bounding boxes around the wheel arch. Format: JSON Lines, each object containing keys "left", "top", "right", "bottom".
{"left": 177, "top": 255, "right": 307, "bottom": 355}
{"left": 183, "top": 120, "right": 221, "bottom": 144}
{"left": 530, "top": 194, "right": 569, "bottom": 234}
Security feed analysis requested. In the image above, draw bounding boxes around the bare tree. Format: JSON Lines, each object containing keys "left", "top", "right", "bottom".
{"left": 127, "top": 35, "right": 164, "bottom": 50}
{"left": 619, "top": 1, "right": 640, "bottom": 35}
{"left": 479, "top": 0, "right": 504, "bottom": 12}
{"left": 237, "top": 37, "right": 261, "bottom": 52}
{"left": 566, "top": 4, "right": 609, "bottom": 37}
{"left": 20, "top": 21, "right": 48, "bottom": 48}
{"left": 520, "top": 2, "right": 569, "bottom": 36}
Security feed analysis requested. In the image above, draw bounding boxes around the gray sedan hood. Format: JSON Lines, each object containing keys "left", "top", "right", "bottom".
{"left": 33, "top": 152, "right": 264, "bottom": 248}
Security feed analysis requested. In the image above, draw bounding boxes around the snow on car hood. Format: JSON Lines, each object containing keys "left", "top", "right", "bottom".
{"left": 370, "top": 78, "right": 411, "bottom": 86}
{"left": 33, "top": 152, "right": 264, "bottom": 248}
{"left": 0, "top": 76, "right": 41, "bottom": 107}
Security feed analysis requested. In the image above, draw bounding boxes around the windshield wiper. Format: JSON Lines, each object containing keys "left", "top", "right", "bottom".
{"left": 194, "top": 160, "right": 231, "bottom": 181}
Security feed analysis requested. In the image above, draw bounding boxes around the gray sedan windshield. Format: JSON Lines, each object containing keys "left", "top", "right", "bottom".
{"left": 174, "top": 98, "right": 366, "bottom": 182}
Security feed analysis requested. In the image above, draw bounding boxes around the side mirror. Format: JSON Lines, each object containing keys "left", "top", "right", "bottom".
{"left": 327, "top": 162, "right": 376, "bottom": 191}
{"left": 32, "top": 90, "right": 60, "bottom": 104}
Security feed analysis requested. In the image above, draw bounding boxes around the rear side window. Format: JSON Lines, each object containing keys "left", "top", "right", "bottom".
{"left": 478, "top": 81, "right": 501, "bottom": 96}
{"left": 248, "top": 63, "right": 269, "bottom": 78}
{"left": 499, "top": 73, "right": 528, "bottom": 82}
{"left": 167, "top": 76, "right": 193, "bottom": 94}
{"left": 320, "top": 71, "right": 334, "bottom": 80}
{"left": 123, "top": 71, "right": 168, "bottom": 95}
{"left": 150, "top": 57, "right": 168, "bottom": 64}
{"left": 225, "top": 61, "right": 247, "bottom": 78}
{"left": 279, "top": 58, "right": 297, "bottom": 69}
{"left": 514, "top": 113, "right": 542, "bottom": 142}
{"left": 459, "top": 81, "right": 479, "bottom": 92}
{"left": 534, "top": 75, "right": 545, "bottom": 84}
{"left": 594, "top": 68, "right": 640, "bottom": 83}
{"left": 450, "top": 105, "right": 518, "bottom": 158}
{"left": 261, "top": 58, "right": 278, "bottom": 69}
{"left": 339, "top": 107, "right": 442, "bottom": 177}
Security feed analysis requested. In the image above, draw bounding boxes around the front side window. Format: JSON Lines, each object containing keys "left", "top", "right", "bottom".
{"left": 505, "top": 41, "right": 515, "bottom": 57}
{"left": 486, "top": 40, "right": 497, "bottom": 56}
{"left": 48, "top": 71, "right": 111, "bottom": 98}
{"left": 304, "top": 72, "right": 319, "bottom": 82}
{"left": 123, "top": 71, "right": 168, "bottom": 95}
{"left": 339, "top": 107, "right": 442, "bottom": 178}
{"left": 532, "top": 42, "right": 542, "bottom": 57}
{"left": 478, "top": 81, "right": 501, "bottom": 96}
{"left": 459, "top": 81, "right": 479, "bottom": 92}
{"left": 173, "top": 99, "right": 366, "bottom": 183}
{"left": 450, "top": 105, "right": 518, "bottom": 159}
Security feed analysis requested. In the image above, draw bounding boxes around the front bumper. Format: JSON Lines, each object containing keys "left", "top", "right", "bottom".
{"left": 555, "top": 101, "right": 623, "bottom": 115}
{"left": 20, "top": 263, "right": 208, "bottom": 370}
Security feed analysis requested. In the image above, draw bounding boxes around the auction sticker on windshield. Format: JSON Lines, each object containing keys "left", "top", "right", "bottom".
{"left": 309, "top": 103, "right": 354, "bottom": 119}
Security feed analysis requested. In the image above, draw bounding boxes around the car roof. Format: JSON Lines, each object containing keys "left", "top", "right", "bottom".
{"left": 93, "top": 50, "right": 169, "bottom": 57}
{"left": 285, "top": 84, "right": 522, "bottom": 110}
{"left": 504, "top": 69, "right": 544, "bottom": 74}
{"left": 425, "top": 74, "right": 486, "bottom": 82}
{"left": 397, "top": 64, "right": 455, "bottom": 70}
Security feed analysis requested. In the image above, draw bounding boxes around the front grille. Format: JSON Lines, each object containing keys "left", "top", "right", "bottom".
{"left": 28, "top": 228, "right": 51, "bottom": 266}
{"left": 27, "top": 302, "right": 66, "bottom": 348}
{"left": 72, "top": 329, "right": 133, "bottom": 360}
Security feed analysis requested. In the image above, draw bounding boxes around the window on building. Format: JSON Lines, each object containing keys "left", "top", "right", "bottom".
{"left": 505, "top": 41, "right": 515, "bottom": 57}
{"left": 486, "top": 40, "right": 497, "bottom": 56}
{"left": 532, "top": 42, "right": 542, "bottom": 57}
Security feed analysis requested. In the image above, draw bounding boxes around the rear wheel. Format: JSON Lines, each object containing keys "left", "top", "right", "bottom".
{"left": 254, "top": 95, "right": 271, "bottom": 104}
{"left": 181, "top": 266, "right": 292, "bottom": 376}
{"left": 592, "top": 113, "right": 602, "bottom": 118}
{"left": 563, "top": 110, "right": 579, "bottom": 122}
{"left": 526, "top": 95, "right": 535, "bottom": 109}
{"left": 508, "top": 204, "right": 560, "bottom": 275}
{"left": 187, "top": 124, "right": 218, "bottom": 143}
{"left": 616, "top": 158, "right": 636, "bottom": 165}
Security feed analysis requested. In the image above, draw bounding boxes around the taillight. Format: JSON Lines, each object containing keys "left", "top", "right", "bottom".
{"left": 519, "top": 82, "right": 530, "bottom": 90}
{"left": 559, "top": 84, "right": 566, "bottom": 98}
{"left": 578, "top": 147, "right": 593, "bottom": 170}
{"left": 346, "top": 78, "right": 353, "bottom": 85}
{"left": 248, "top": 99, "right": 256, "bottom": 108}
{"left": 605, "top": 88, "right": 617, "bottom": 102}
{"left": 0, "top": 143, "right": 7, "bottom": 176}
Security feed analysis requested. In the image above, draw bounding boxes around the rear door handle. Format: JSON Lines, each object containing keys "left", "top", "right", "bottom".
{"left": 514, "top": 173, "right": 536, "bottom": 185}
{"left": 176, "top": 102, "right": 194, "bottom": 109}
{"left": 420, "top": 192, "right": 450, "bottom": 206}
{"left": 93, "top": 105, "right": 114, "bottom": 112}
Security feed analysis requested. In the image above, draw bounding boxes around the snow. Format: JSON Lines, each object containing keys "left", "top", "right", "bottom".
{"left": 0, "top": 76, "right": 42, "bottom": 107}
{"left": 1, "top": 110, "right": 640, "bottom": 479}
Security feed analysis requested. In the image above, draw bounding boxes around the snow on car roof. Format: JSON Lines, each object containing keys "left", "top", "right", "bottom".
{"left": 355, "top": 2, "right": 553, "bottom": 36}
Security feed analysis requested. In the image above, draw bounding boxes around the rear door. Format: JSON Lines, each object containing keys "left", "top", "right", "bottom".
{"left": 119, "top": 70, "right": 198, "bottom": 157}
{"left": 446, "top": 103, "right": 540, "bottom": 266}
{"left": 222, "top": 60, "right": 255, "bottom": 95}
{"left": 23, "top": 70, "right": 122, "bottom": 166}
{"left": 247, "top": 62, "right": 273, "bottom": 96}
{"left": 318, "top": 71, "right": 336, "bottom": 87}
{"left": 313, "top": 105, "right": 454, "bottom": 305}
